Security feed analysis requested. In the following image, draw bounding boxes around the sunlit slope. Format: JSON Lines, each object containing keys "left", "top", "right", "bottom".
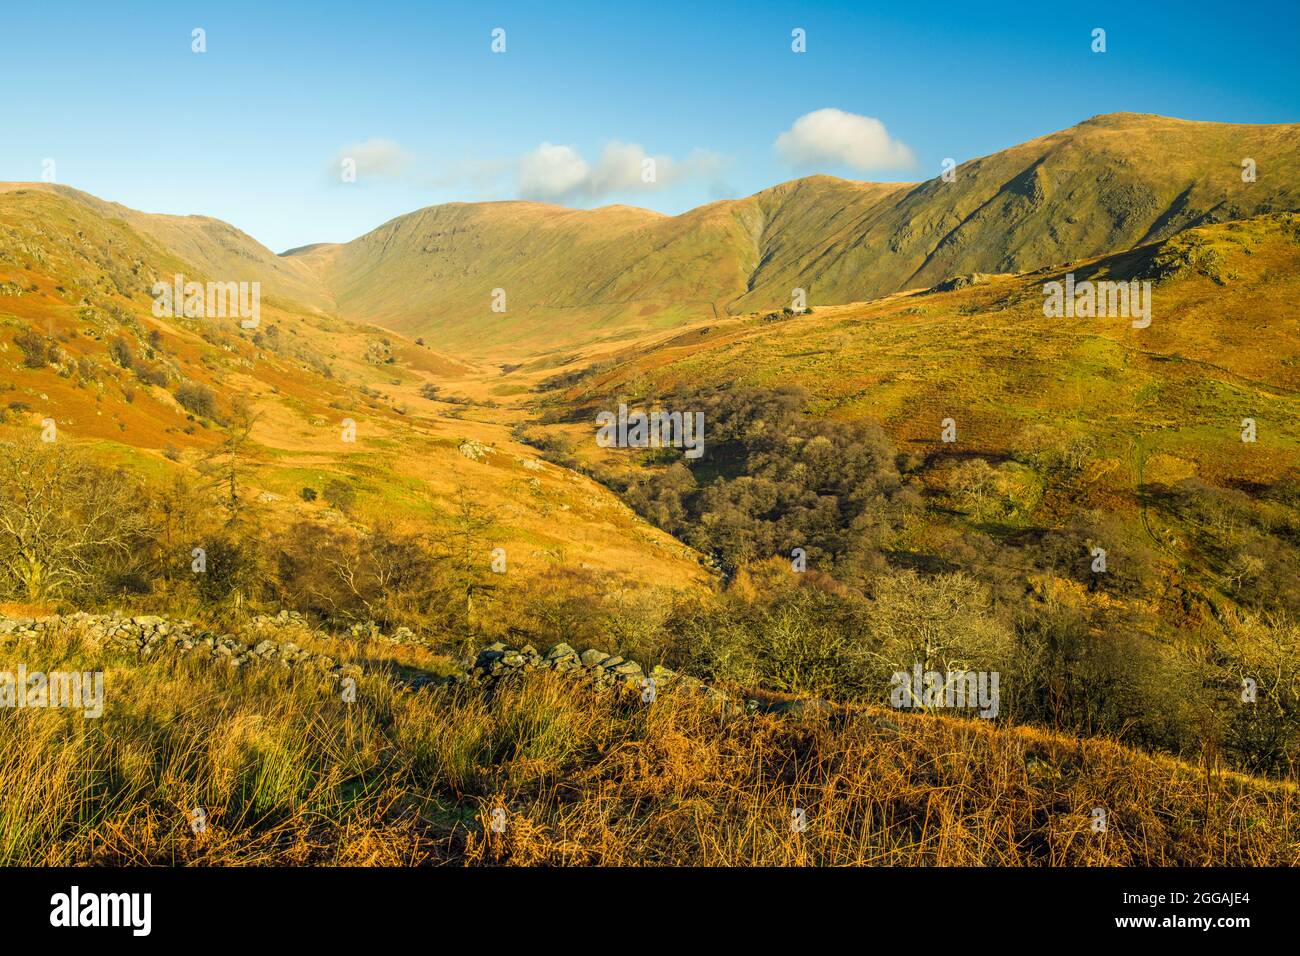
{"left": 734, "top": 113, "right": 1300, "bottom": 311}
{"left": 0, "top": 183, "right": 334, "bottom": 312}
{"left": 7, "top": 113, "right": 1294, "bottom": 363}
{"left": 0, "top": 187, "right": 710, "bottom": 591}
{"left": 536, "top": 213, "right": 1300, "bottom": 610}
{"left": 304, "top": 198, "right": 764, "bottom": 355}
{"left": 552, "top": 213, "right": 1300, "bottom": 473}
{"left": 314, "top": 114, "right": 1299, "bottom": 358}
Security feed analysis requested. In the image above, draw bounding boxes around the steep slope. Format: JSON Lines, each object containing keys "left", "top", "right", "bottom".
{"left": 0, "top": 183, "right": 334, "bottom": 312}
{"left": 313, "top": 113, "right": 1299, "bottom": 357}
{"left": 0, "top": 186, "right": 710, "bottom": 591}
{"left": 533, "top": 212, "right": 1300, "bottom": 624}
{"left": 736, "top": 113, "right": 1300, "bottom": 310}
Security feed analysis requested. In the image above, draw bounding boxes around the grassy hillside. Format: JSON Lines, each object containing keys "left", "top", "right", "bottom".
{"left": 520, "top": 213, "right": 1300, "bottom": 775}
{"left": 309, "top": 114, "right": 1300, "bottom": 357}
{"left": 9, "top": 114, "right": 1294, "bottom": 362}
{"left": 543, "top": 211, "right": 1300, "bottom": 535}
{"left": 0, "top": 183, "right": 334, "bottom": 312}
{"left": 0, "top": 187, "right": 710, "bottom": 598}
{"left": 733, "top": 113, "right": 1300, "bottom": 311}
{"left": 2, "top": 132, "right": 1298, "bottom": 867}
{"left": 2, "top": 614, "right": 1295, "bottom": 866}
{"left": 548, "top": 213, "right": 1300, "bottom": 478}
{"left": 294, "top": 197, "right": 762, "bottom": 356}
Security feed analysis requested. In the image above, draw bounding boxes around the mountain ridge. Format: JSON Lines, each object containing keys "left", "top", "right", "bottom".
{"left": 5, "top": 112, "right": 1297, "bottom": 358}
{"left": 309, "top": 112, "right": 1300, "bottom": 355}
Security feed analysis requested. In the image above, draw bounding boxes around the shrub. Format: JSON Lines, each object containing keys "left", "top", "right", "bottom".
{"left": 1219, "top": 613, "right": 1300, "bottom": 776}
{"left": 322, "top": 479, "right": 356, "bottom": 513}
{"left": 13, "top": 330, "right": 51, "bottom": 368}
{"left": 175, "top": 382, "right": 217, "bottom": 418}
{"left": 108, "top": 336, "right": 135, "bottom": 369}
{"left": 135, "top": 363, "right": 169, "bottom": 387}
{"left": 0, "top": 438, "right": 152, "bottom": 602}
{"left": 192, "top": 534, "right": 262, "bottom": 607}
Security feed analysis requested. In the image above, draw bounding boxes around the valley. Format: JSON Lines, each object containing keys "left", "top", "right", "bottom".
{"left": 2, "top": 112, "right": 1298, "bottom": 867}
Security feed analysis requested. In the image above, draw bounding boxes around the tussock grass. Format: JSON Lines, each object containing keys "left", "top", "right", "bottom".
{"left": 1, "top": 621, "right": 1295, "bottom": 866}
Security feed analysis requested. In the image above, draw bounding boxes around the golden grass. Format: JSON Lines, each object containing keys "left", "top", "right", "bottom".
{"left": 2, "top": 619, "right": 1295, "bottom": 866}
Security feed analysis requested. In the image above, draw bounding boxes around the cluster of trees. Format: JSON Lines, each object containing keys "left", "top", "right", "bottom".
{"left": 0, "top": 437, "right": 497, "bottom": 646}
{"left": 3, "top": 415, "right": 1298, "bottom": 778}
{"left": 570, "top": 383, "right": 1300, "bottom": 776}
{"left": 653, "top": 563, "right": 1298, "bottom": 777}
{"left": 617, "top": 385, "right": 917, "bottom": 578}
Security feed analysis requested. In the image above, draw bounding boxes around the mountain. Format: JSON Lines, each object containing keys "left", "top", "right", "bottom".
{"left": 4, "top": 117, "right": 1300, "bottom": 848}
{"left": 0, "top": 184, "right": 708, "bottom": 591}
{"left": 304, "top": 113, "right": 1300, "bottom": 357}
{"left": 5, "top": 114, "right": 1295, "bottom": 361}
{"left": 531, "top": 211, "right": 1300, "bottom": 625}
{"left": 0, "top": 183, "right": 334, "bottom": 312}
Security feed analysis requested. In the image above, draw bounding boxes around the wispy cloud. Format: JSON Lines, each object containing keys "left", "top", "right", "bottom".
{"left": 516, "top": 141, "right": 725, "bottom": 203}
{"left": 328, "top": 138, "right": 725, "bottom": 204}
{"left": 774, "top": 109, "right": 913, "bottom": 172}
{"left": 329, "top": 138, "right": 414, "bottom": 183}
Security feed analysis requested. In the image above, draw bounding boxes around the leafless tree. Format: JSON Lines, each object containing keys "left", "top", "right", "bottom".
{"left": 0, "top": 437, "right": 151, "bottom": 601}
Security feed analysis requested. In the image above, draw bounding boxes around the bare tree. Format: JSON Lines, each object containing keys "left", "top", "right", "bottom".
{"left": 0, "top": 437, "right": 151, "bottom": 601}
{"left": 866, "top": 570, "right": 1014, "bottom": 707}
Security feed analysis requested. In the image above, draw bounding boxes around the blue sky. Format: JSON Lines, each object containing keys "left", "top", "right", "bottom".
{"left": 2, "top": 0, "right": 1296, "bottom": 252}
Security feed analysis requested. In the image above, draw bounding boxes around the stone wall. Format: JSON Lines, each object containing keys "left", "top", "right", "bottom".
{"left": 0, "top": 612, "right": 355, "bottom": 685}
{"left": 448, "top": 641, "right": 726, "bottom": 700}
{"left": 0, "top": 612, "right": 834, "bottom": 716}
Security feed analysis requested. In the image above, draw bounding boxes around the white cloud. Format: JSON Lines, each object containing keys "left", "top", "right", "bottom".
{"left": 518, "top": 143, "right": 591, "bottom": 200}
{"left": 586, "top": 141, "right": 651, "bottom": 195}
{"left": 517, "top": 142, "right": 725, "bottom": 202}
{"left": 331, "top": 138, "right": 414, "bottom": 182}
{"left": 327, "top": 138, "right": 726, "bottom": 204}
{"left": 774, "top": 109, "right": 913, "bottom": 172}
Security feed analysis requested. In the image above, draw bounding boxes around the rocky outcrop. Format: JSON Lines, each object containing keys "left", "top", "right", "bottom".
{"left": 457, "top": 439, "right": 492, "bottom": 461}
{"left": 925, "top": 272, "right": 992, "bottom": 294}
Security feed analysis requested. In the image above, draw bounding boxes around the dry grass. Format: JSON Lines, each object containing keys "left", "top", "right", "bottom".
{"left": 2, "top": 620, "right": 1295, "bottom": 867}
